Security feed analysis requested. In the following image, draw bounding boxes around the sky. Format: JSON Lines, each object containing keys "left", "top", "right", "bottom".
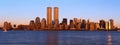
{"left": 0, "top": 0, "right": 120, "bottom": 27}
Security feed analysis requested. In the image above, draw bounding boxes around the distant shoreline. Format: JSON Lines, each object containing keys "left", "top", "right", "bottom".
{"left": 0, "top": 29, "right": 120, "bottom": 31}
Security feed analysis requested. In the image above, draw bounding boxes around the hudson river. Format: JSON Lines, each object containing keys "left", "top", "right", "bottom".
{"left": 0, "top": 30, "right": 120, "bottom": 45}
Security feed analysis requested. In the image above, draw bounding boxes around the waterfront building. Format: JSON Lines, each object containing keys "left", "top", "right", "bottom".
{"left": 75, "top": 23, "right": 81, "bottom": 30}
{"left": 17, "top": 25, "right": 29, "bottom": 30}
{"left": 86, "top": 19, "right": 90, "bottom": 30}
{"left": 41, "top": 18, "right": 46, "bottom": 30}
{"left": 62, "top": 18, "right": 67, "bottom": 25}
{"left": 81, "top": 19, "right": 86, "bottom": 30}
{"left": 109, "top": 19, "right": 114, "bottom": 30}
{"left": 73, "top": 18, "right": 78, "bottom": 24}
{"left": 29, "top": 20, "right": 35, "bottom": 30}
{"left": 47, "top": 7, "right": 52, "bottom": 30}
{"left": 3, "top": 22, "right": 12, "bottom": 30}
{"left": 35, "top": 17, "right": 41, "bottom": 30}
{"left": 69, "top": 20, "right": 75, "bottom": 30}
{"left": 54, "top": 7, "right": 59, "bottom": 25}
{"left": 89, "top": 22, "right": 96, "bottom": 31}
{"left": 99, "top": 20, "right": 106, "bottom": 30}
{"left": 95, "top": 23, "right": 100, "bottom": 30}
{"left": 59, "top": 23, "right": 63, "bottom": 30}
{"left": 106, "top": 21, "right": 109, "bottom": 30}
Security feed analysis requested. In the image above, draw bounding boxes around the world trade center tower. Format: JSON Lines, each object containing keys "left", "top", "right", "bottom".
{"left": 54, "top": 7, "right": 59, "bottom": 25}
{"left": 47, "top": 7, "right": 52, "bottom": 30}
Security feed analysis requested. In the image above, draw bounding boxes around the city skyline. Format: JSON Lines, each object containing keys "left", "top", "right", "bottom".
{"left": 0, "top": 0, "right": 120, "bottom": 27}
{"left": 1, "top": 7, "right": 119, "bottom": 31}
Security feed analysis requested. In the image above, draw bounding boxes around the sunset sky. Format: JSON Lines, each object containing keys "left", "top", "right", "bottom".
{"left": 0, "top": 0, "right": 120, "bottom": 27}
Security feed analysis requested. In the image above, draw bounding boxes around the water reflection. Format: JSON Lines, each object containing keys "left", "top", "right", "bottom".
{"left": 108, "top": 33, "right": 112, "bottom": 45}
{"left": 1, "top": 31, "right": 119, "bottom": 45}
{"left": 47, "top": 31, "right": 58, "bottom": 45}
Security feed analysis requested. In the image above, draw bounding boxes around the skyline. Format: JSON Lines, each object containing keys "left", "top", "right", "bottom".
{"left": 1, "top": 7, "right": 118, "bottom": 31}
{"left": 0, "top": 0, "right": 120, "bottom": 27}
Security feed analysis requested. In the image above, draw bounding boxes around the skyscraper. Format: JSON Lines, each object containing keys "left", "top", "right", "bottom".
{"left": 106, "top": 21, "right": 109, "bottom": 30}
{"left": 81, "top": 19, "right": 86, "bottom": 30}
{"left": 47, "top": 7, "right": 52, "bottom": 30}
{"left": 41, "top": 18, "right": 46, "bottom": 30}
{"left": 54, "top": 7, "right": 59, "bottom": 25}
{"left": 62, "top": 18, "right": 67, "bottom": 25}
{"left": 99, "top": 20, "right": 106, "bottom": 30}
{"left": 86, "top": 19, "right": 90, "bottom": 30}
{"left": 70, "top": 19, "right": 75, "bottom": 30}
{"left": 29, "top": 20, "right": 35, "bottom": 30}
{"left": 35, "top": 17, "right": 41, "bottom": 30}
{"left": 109, "top": 19, "right": 114, "bottom": 30}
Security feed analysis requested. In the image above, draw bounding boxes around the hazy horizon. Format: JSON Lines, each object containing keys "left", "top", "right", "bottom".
{"left": 0, "top": 0, "right": 120, "bottom": 27}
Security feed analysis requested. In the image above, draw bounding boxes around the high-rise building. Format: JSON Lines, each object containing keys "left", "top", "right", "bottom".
{"left": 47, "top": 7, "right": 52, "bottom": 30}
{"left": 73, "top": 18, "right": 78, "bottom": 24}
{"left": 41, "top": 18, "right": 46, "bottom": 30}
{"left": 109, "top": 19, "right": 114, "bottom": 30}
{"left": 29, "top": 20, "right": 35, "bottom": 30}
{"left": 99, "top": 20, "right": 106, "bottom": 30}
{"left": 81, "top": 19, "right": 86, "bottom": 30}
{"left": 86, "top": 19, "right": 90, "bottom": 30}
{"left": 89, "top": 22, "right": 95, "bottom": 31}
{"left": 106, "top": 21, "right": 109, "bottom": 30}
{"left": 62, "top": 18, "right": 67, "bottom": 25}
{"left": 76, "top": 23, "right": 80, "bottom": 30}
{"left": 95, "top": 23, "right": 100, "bottom": 30}
{"left": 69, "top": 19, "right": 75, "bottom": 30}
{"left": 79, "top": 19, "right": 82, "bottom": 23}
{"left": 61, "top": 18, "right": 68, "bottom": 30}
{"left": 54, "top": 7, "right": 59, "bottom": 25}
{"left": 3, "top": 22, "right": 9, "bottom": 30}
{"left": 35, "top": 17, "right": 41, "bottom": 30}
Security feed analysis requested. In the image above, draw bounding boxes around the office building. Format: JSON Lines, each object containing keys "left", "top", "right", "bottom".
{"left": 29, "top": 20, "right": 35, "bottom": 30}
{"left": 109, "top": 19, "right": 114, "bottom": 30}
{"left": 81, "top": 19, "right": 86, "bottom": 30}
{"left": 35, "top": 17, "right": 41, "bottom": 30}
{"left": 99, "top": 20, "right": 106, "bottom": 30}
{"left": 86, "top": 19, "right": 90, "bottom": 30}
{"left": 69, "top": 20, "right": 75, "bottom": 30}
{"left": 89, "top": 22, "right": 96, "bottom": 31}
{"left": 54, "top": 7, "right": 59, "bottom": 25}
{"left": 41, "top": 18, "right": 46, "bottom": 30}
{"left": 106, "top": 21, "right": 109, "bottom": 30}
{"left": 47, "top": 7, "right": 52, "bottom": 30}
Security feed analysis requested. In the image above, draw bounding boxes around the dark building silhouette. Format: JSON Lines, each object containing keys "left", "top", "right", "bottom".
{"left": 62, "top": 18, "right": 67, "bottom": 25}
{"left": 99, "top": 20, "right": 106, "bottom": 30}
{"left": 81, "top": 19, "right": 86, "bottom": 30}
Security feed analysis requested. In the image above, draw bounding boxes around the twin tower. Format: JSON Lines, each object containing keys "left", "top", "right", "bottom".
{"left": 47, "top": 7, "right": 59, "bottom": 29}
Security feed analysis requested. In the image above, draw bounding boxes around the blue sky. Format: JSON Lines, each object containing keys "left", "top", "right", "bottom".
{"left": 0, "top": 0, "right": 120, "bottom": 27}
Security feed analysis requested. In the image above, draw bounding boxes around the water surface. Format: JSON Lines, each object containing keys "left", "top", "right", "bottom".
{"left": 0, "top": 30, "right": 120, "bottom": 45}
